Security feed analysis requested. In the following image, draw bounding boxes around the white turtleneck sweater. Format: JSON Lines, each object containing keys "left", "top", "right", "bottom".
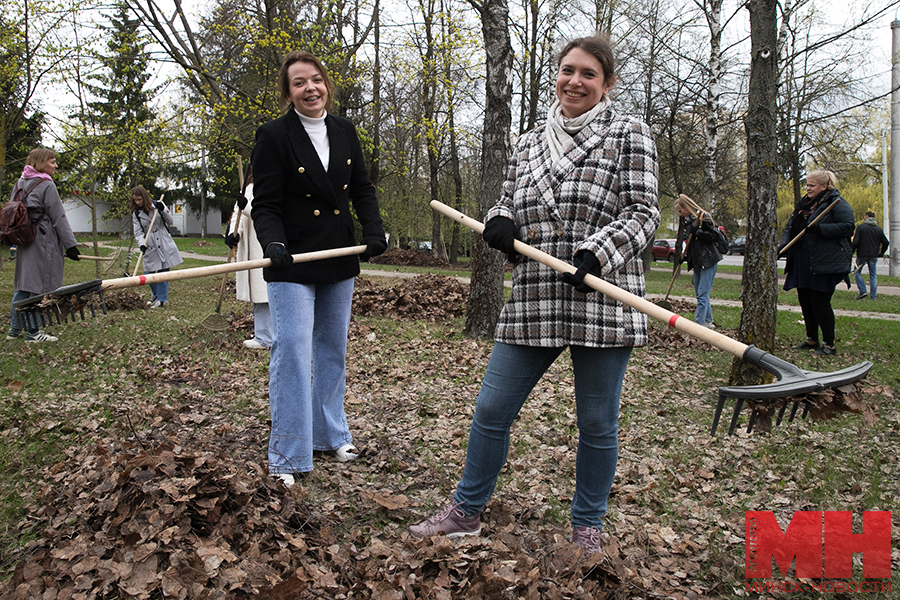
{"left": 295, "top": 110, "right": 330, "bottom": 172}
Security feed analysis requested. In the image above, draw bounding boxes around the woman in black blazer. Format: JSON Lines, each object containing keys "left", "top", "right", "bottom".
{"left": 251, "top": 50, "right": 387, "bottom": 486}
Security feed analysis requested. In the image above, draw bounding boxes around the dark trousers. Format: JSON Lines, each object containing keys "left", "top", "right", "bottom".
{"left": 797, "top": 287, "right": 836, "bottom": 347}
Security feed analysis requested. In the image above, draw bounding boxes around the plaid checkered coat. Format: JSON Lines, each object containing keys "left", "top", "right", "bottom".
{"left": 486, "top": 107, "right": 660, "bottom": 348}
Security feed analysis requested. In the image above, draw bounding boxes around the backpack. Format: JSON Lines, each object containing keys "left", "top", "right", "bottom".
{"left": 714, "top": 227, "right": 729, "bottom": 255}
{"left": 0, "top": 179, "right": 45, "bottom": 246}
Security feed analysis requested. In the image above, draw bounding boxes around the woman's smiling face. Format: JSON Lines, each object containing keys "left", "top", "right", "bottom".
{"left": 555, "top": 47, "right": 614, "bottom": 118}
{"left": 288, "top": 60, "right": 328, "bottom": 118}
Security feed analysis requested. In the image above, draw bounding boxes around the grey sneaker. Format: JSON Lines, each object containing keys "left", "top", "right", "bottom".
{"left": 25, "top": 330, "right": 58, "bottom": 343}
{"left": 409, "top": 502, "right": 481, "bottom": 539}
{"left": 572, "top": 526, "right": 603, "bottom": 555}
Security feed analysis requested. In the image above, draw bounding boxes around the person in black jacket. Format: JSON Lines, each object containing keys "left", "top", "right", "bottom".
{"left": 674, "top": 194, "right": 723, "bottom": 329}
{"left": 851, "top": 211, "right": 889, "bottom": 300}
{"left": 780, "top": 170, "right": 854, "bottom": 356}
{"left": 251, "top": 50, "right": 387, "bottom": 486}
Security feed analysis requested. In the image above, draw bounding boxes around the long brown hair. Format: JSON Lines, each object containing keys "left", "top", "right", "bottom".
{"left": 131, "top": 186, "right": 152, "bottom": 213}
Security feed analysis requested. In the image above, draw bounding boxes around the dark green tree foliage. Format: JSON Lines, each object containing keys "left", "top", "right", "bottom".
{"left": 79, "top": 2, "right": 162, "bottom": 213}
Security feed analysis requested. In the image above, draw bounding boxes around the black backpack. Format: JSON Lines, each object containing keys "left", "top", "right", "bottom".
{"left": 714, "top": 227, "right": 729, "bottom": 255}
{"left": 0, "top": 179, "right": 45, "bottom": 246}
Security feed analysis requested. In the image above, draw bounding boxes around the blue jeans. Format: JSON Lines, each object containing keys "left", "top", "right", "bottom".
{"left": 253, "top": 303, "right": 273, "bottom": 346}
{"left": 693, "top": 264, "right": 717, "bottom": 325}
{"left": 8, "top": 290, "right": 39, "bottom": 336}
{"left": 454, "top": 342, "right": 632, "bottom": 529}
{"left": 267, "top": 279, "right": 354, "bottom": 474}
{"left": 854, "top": 258, "right": 878, "bottom": 299}
{"left": 148, "top": 268, "right": 170, "bottom": 302}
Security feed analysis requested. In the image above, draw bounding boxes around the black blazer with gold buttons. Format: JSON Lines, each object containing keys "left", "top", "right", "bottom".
{"left": 251, "top": 110, "right": 384, "bottom": 283}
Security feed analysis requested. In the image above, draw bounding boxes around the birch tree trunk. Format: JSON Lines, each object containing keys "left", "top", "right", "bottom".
{"left": 729, "top": 0, "right": 779, "bottom": 386}
{"left": 464, "top": 0, "right": 512, "bottom": 339}
{"left": 700, "top": 0, "right": 723, "bottom": 214}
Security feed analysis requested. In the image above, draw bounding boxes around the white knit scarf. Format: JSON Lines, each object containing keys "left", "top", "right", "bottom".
{"left": 545, "top": 97, "right": 610, "bottom": 168}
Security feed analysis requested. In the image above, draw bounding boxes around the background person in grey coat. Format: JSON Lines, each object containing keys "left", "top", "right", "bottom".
{"left": 851, "top": 211, "right": 889, "bottom": 300}
{"left": 131, "top": 186, "right": 183, "bottom": 308}
{"left": 6, "top": 148, "right": 80, "bottom": 343}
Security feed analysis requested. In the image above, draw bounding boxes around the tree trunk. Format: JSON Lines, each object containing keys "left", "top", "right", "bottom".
{"left": 703, "top": 0, "right": 723, "bottom": 215}
{"left": 464, "top": 0, "right": 512, "bottom": 339}
{"left": 729, "top": 0, "right": 779, "bottom": 387}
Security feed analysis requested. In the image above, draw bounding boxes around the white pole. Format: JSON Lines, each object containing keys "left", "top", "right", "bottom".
{"left": 883, "top": 129, "right": 889, "bottom": 242}
{"left": 891, "top": 20, "right": 900, "bottom": 275}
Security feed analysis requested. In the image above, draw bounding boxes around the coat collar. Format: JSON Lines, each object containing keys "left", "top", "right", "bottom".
{"left": 531, "top": 107, "right": 616, "bottom": 221}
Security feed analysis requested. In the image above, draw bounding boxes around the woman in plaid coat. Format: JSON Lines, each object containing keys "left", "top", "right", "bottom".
{"left": 410, "top": 35, "right": 660, "bottom": 555}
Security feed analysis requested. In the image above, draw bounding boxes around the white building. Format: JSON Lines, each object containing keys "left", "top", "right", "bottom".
{"left": 62, "top": 194, "right": 222, "bottom": 238}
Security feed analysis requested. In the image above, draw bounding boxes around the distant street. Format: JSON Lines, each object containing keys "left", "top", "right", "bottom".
{"left": 719, "top": 253, "right": 893, "bottom": 276}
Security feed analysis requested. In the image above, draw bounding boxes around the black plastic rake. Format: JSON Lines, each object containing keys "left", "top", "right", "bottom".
{"left": 13, "top": 245, "right": 367, "bottom": 330}
{"left": 430, "top": 200, "right": 873, "bottom": 435}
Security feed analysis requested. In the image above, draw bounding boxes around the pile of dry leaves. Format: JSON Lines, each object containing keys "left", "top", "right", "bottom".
{"left": 353, "top": 274, "right": 468, "bottom": 321}
{"left": 367, "top": 248, "right": 454, "bottom": 268}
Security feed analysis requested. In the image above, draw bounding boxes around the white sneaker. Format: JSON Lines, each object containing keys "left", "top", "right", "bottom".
{"left": 149, "top": 300, "right": 166, "bottom": 308}
{"left": 274, "top": 473, "right": 296, "bottom": 486}
{"left": 25, "top": 330, "right": 58, "bottom": 343}
{"left": 243, "top": 339, "right": 266, "bottom": 349}
{"left": 331, "top": 443, "right": 359, "bottom": 462}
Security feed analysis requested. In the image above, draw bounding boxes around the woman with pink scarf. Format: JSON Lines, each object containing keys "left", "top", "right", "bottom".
{"left": 6, "top": 148, "right": 80, "bottom": 343}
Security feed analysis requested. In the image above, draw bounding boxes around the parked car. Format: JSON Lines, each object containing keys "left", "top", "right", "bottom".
{"left": 651, "top": 239, "right": 678, "bottom": 262}
{"left": 728, "top": 236, "right": 746, "bottom": 255}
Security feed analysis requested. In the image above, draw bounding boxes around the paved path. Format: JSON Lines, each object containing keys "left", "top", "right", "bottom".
{"left": 169, "top": 249, "right": 900, "bottom": 321}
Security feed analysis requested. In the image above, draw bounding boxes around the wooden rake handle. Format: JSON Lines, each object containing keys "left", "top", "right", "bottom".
{"left": 431, "top": 200, "right": 749, "bottom": 360}
{"left": 778, "top": 197, "right": 840, "bottom": 257}
{"left": 101, "top": 245, "right": 367, "bottom": 292}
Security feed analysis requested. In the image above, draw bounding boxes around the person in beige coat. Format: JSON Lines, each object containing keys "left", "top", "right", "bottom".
{"left": 225, "top": 179, "right": 271, "bottom": 348}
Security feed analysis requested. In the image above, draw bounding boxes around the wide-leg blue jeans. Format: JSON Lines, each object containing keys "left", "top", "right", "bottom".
{"left": 453, "top": 342, "right": 632, "bottom": 530}
{"left": 267, "top": 278, "right": 354, "bottom": 474}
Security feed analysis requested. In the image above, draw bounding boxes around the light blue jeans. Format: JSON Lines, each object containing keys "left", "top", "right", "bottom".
{"left": 453, "top": 342, "right": 632, "bottom": 529}
{"left": 267, "top": 278, "right": 355, "bottom": 474}
{"left": 253, "top": 303, "right": 273, "bottom": 346}
{"left": 148, "top": 268, "right": 170, "bottom": 302}
{"left": 693, "top": 264, "right": 717, "bottom": 325}
{"left": 854, "top": 258, "right": 878, "bottom": 299}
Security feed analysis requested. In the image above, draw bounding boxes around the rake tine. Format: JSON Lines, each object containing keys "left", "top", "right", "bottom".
{"left": 728, "top": 398, "right": 744, "bottom": 435}
{"left": 775, "top": 401, "right": 789, "bottom": 426}
{"left": 746, "top": 406, "right": 758, "bottom": 434}
{"left": 788, "top": 401, "right": 800, "bottom": 422}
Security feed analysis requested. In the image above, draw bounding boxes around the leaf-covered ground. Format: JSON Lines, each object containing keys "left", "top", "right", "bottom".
{"left": 1, "top": 274, "right": 897, "bottom": 599}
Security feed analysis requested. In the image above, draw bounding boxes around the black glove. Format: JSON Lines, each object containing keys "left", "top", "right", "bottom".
{"left": 154, "top": 201, "right": 165, "bottom": 212}
{"left": 685, "top": 223, "right": 699, "bottom": 237}
{"left": 265, "top": 243, "right": 292, "bottom": 271}
{"left": 360, "top": 236, "right": 387, "bottom": 262}
{"left": 482, "top": 216, "right": 519, "bottom": 262}
{"left": 806, "top": 222, "right": 820, "bottom": 235}
{"left": 65, "top": 246, "right": 80, "bottom": 261}
{"left": 561, "top": 251, "right": 600, "bottom": 293}
{"left": 224, "top": 233, "right": 240, "bottom": 249}
{"left": 140, "top": 245, "right": 148, "bottom": 254}
{"left": 235, "top": 192, "right": 248, "bottom": 211}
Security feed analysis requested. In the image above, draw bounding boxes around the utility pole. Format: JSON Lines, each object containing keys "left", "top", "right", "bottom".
{"left": 891, "top": 19, "right": 900, "bottom": 275}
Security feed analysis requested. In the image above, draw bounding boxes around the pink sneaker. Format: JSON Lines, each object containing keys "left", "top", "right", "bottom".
{"left": 572, "top": 525, "right": 603, "bottom": 555}
{"left": 409, "top": 502, "right": 481, "bottom": 539}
